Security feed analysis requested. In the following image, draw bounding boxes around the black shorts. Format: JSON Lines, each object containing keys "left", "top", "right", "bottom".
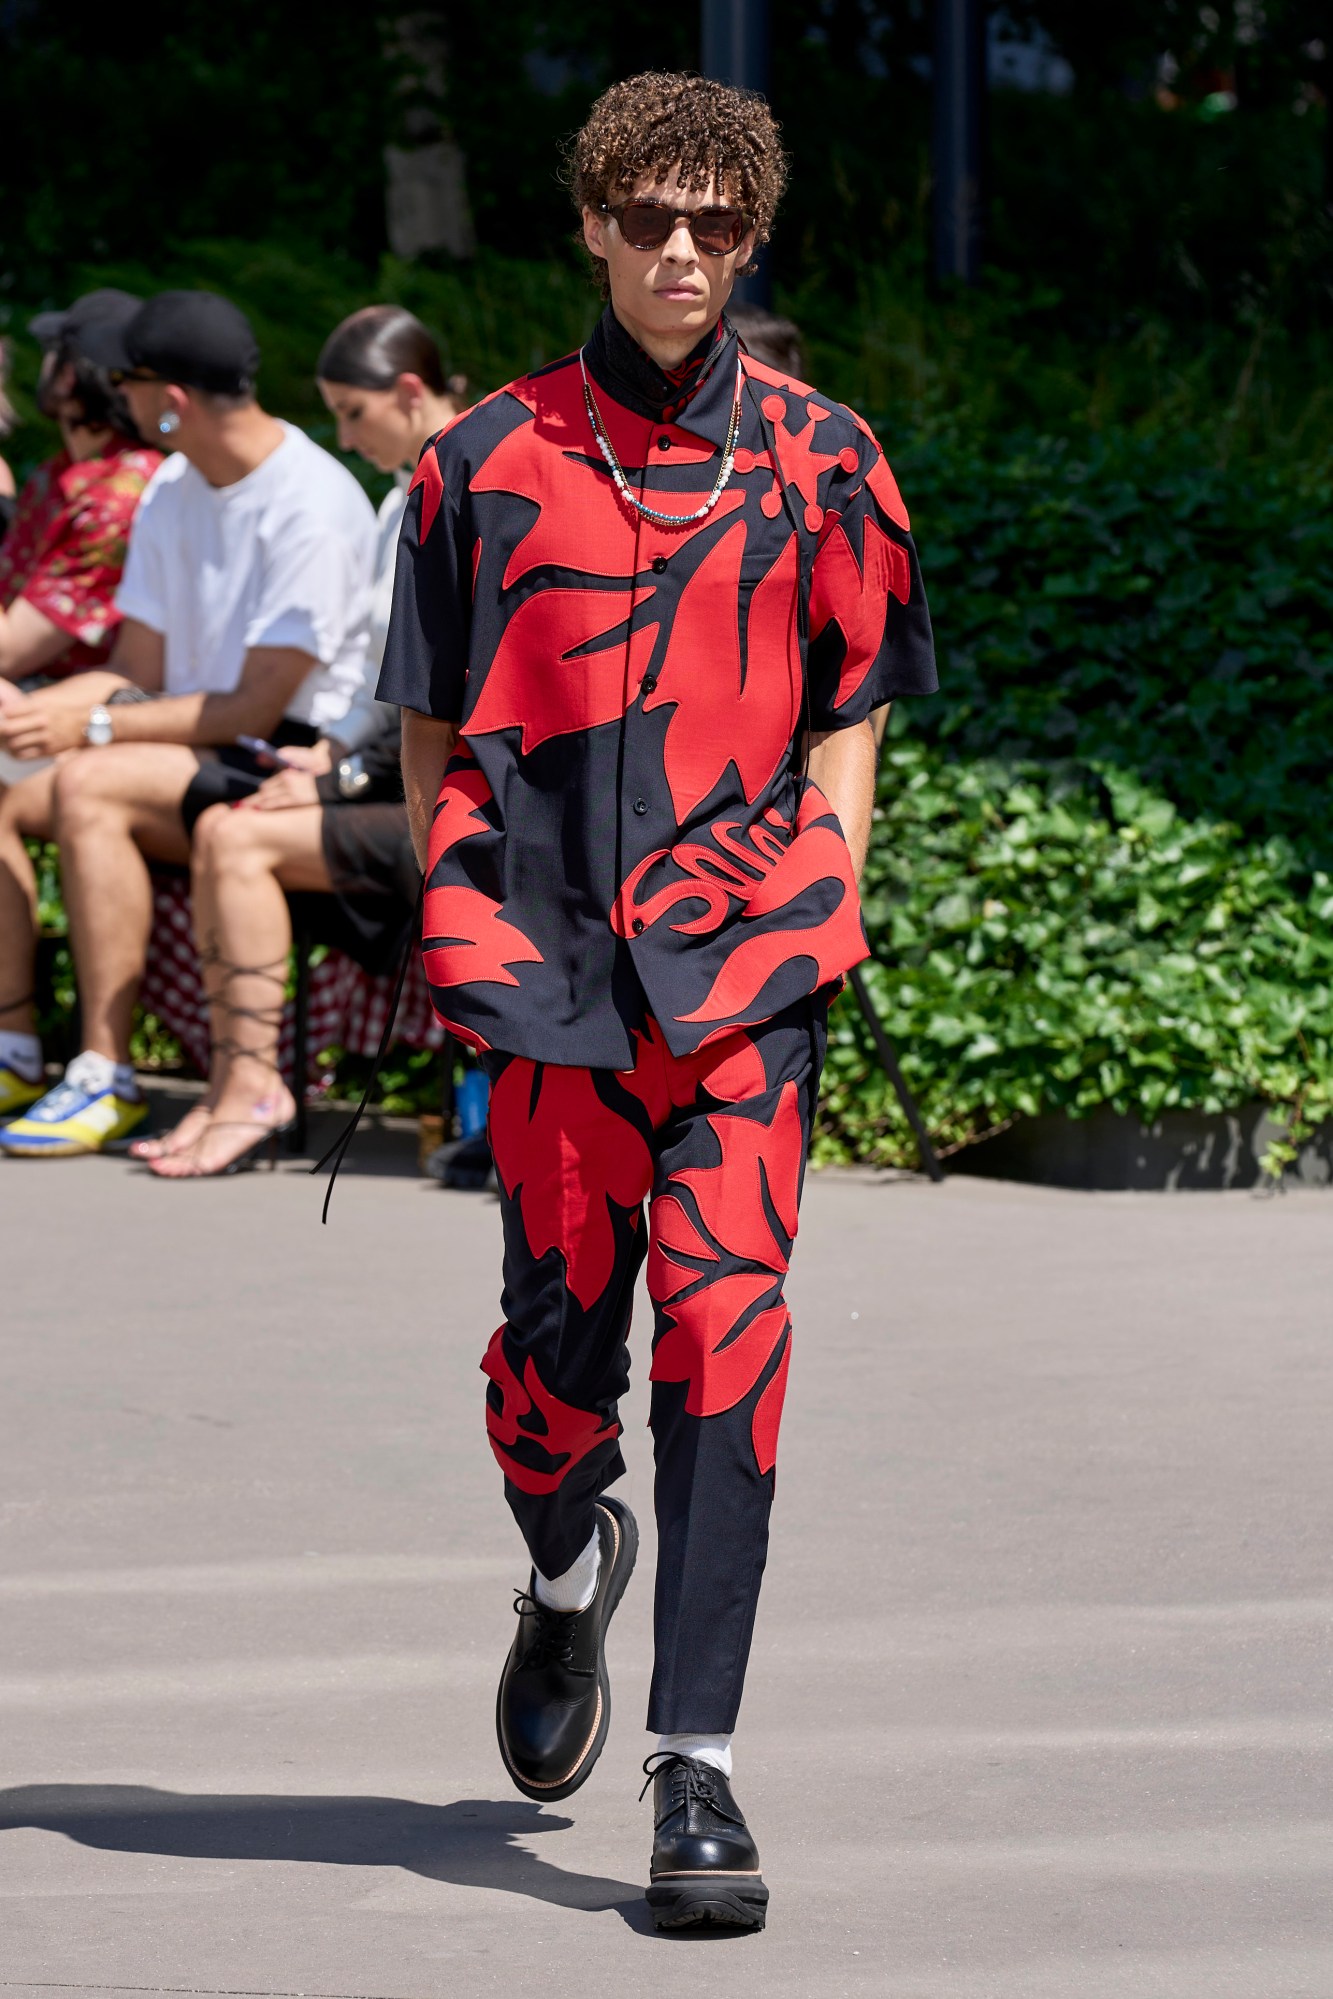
{"left": 288, "top": 800, "right": 420, "bottom": 978}
{"left": 178, "top": 720, "right": 320, "bottom": 837}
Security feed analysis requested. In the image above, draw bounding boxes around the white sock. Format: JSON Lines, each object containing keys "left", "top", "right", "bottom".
{"left": 64, "top": 1050, "right": 140, "bottom": 1100}
{"left": 534, "top": 1526, "right": 601, "bottom": 1612}
{"left": 0, "top": 1030, "right": 42, "bottom": 1082}
{"left": 656, "top": 1732, "right": 733, "bottom": 1778}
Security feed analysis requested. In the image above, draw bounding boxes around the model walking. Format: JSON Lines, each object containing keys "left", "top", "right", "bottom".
{"left": 379, "top": 71, "right": 937, "bottom": 1930}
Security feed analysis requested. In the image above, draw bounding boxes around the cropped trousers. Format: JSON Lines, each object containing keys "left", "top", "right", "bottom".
{"left": 481, "top": 998, "right": 826, "bottom": 1733}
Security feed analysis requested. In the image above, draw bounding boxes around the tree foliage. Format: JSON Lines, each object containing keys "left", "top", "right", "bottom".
{"left": 2, "top": 2, "right": 1326, "bottom": 334}
{"left": 0, "top": 0, "right": 388, "bottom": 292}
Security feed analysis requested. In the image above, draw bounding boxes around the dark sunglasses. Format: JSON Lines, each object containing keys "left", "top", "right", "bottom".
{"left": 107, "top": 365, "right": 167, "bottom": 386}
{"left": 601, "top": 200, "right": 751, "bottom": 257}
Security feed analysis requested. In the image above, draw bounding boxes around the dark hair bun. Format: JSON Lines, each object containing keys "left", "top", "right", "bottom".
{"left": 317, "top": 305, "right": 447, "bottom": 395}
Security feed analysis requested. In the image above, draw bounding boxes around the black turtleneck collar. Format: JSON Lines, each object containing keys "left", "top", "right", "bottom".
{"left": 585, "top": 307, "right": 734, "bottom": 424}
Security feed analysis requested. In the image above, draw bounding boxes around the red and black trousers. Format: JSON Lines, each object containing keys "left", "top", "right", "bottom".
{"left": 480, "top": 997, "right": 827, "bottom": 1735}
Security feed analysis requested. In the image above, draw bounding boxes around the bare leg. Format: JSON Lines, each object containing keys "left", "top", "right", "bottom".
{"left": 53, "top": 744, "right": 202, "bottom": 1063}
{"left": 131, "top": 802, "right": 234, "bottom": 1160}
{"left": 152, "top": 800, "right": 334, "bottom": 1178}
{"left": 0, "top": 767, "right": 57, "bottom": 1034}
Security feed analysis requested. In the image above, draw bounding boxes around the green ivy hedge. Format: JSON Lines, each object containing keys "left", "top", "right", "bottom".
{"left": 894, "top": 428, "right": 1333, "bottom": 863}
{"left": 816, "top": 742, "right": 1333, "bottom": 1172}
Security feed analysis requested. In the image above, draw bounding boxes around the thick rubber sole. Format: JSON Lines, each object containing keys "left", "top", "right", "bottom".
{"left": 646, "top": 1873, "right": 769, "bottom": 1932}
{"left": 497, "top": 1495, "right": 639, "bottom": 1804}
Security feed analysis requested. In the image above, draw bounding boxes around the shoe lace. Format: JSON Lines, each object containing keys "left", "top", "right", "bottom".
{"left": 513, "top": 1589, "right": 581, "bottom": 1671}
{"left": 638, "top": 1751, "right": 726, "bottom": 1812}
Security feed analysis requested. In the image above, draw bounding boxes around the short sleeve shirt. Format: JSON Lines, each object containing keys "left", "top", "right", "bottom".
{"left": 378, "top": 309, "right": 937, "bottom": 1069}
{"left": 114, "top": 425, "right": 377, "bottom": 732}
{"left": 0, "top": 440, "right": 162, "bottom": 672}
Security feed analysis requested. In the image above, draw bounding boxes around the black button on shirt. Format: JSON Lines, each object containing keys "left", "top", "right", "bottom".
{"left": 633, "top": 797, "right": 648, "bottom": 815}
{"left": 657, "top": 435, "right": 672, "bottom": 450}
{"left": 651, "top": 555, "right": 668, "bottom": 573}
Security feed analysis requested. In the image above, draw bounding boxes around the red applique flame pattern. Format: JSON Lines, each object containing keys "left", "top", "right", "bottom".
{"left": 465, "top": 585, "right": 659, "bottom": 753}
{"left": 393, "top": 337, "right": 932, "bottom": 1066}
{"left": 810, "top": 518, "right": 911, "bottom": 709}
{"left": 488, "top": 1059, "right": 654, "bottom": 1310}
{"left": 641, "top": 519, "right": 800, "bottom": 820}
{"left": 408, "top": 448, "right": 445, "bottom": 544}
{"left": 481, "top": 1328, "right": 619, "bottom": 1494}
{"left": 649, "top": 1078, "right": 806, "bottom": 1470}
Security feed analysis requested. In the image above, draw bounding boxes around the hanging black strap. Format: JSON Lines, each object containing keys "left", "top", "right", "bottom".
{"left": 310, "top": 875, "right": 425, "bottom": 1224}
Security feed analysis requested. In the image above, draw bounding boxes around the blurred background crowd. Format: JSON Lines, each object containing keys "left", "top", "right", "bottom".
{"left": 0, "top": 1, "right": 1329, "bottom": 1179}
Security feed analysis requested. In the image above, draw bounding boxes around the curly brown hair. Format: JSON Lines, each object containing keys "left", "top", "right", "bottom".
{"left": 568, "top": 71, "right": 787, "bottom": 295}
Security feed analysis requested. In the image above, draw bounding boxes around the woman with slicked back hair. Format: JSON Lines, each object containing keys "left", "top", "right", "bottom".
{"left": 317, "top": 306, "right": 466, "bottom": 680}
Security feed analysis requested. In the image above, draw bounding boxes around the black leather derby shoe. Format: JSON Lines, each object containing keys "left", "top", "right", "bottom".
{"left": 643, "top": 1753, "right": 769, "bottom": 1931}
{"left": 496, "top": 1495, "right": 637, "bottom": 1802}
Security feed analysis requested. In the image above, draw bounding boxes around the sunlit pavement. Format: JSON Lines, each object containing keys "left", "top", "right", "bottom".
{"left": 2, "top": 1136, "right": 1331, "bottom": 1998}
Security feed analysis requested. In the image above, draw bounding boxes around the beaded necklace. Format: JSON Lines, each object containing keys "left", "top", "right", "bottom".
{"left": 578, "top": 349, "right": 744, "bottom": 527}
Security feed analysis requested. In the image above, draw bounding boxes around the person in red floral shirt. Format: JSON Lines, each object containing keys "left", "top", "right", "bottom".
{"left": 0, "top": 291, "right": 161, "bottom": 684}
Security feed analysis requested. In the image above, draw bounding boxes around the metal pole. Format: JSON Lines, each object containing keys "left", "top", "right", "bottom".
{"left": 932, "top": 0, "right": 986, "bottom": 284}
{"left": 848, "top": 964, "right": 946, "bottom": 1183}
{"left": 700, "top": 0, "right": 772, "bottom": 307}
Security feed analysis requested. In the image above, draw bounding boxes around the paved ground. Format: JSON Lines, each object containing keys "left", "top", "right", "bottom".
{"left": 2, "top": 1127, "right": 1331, "bottom": 1999}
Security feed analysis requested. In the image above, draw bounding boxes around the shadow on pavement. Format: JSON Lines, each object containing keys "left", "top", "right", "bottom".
{"left": 0, "top": 1784, "right": 653, "bottom": 1933}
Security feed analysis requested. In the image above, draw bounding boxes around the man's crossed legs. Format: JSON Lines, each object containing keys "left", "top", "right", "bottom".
{"left": 482, "top": 997, "right": 826, "bottom": 1930}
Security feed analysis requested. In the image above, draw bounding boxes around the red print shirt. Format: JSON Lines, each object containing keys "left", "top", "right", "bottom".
{"left": 378, "top": 309, "right": 937, "bottom": 1069}
{"left": 0, "top": 438, "right": 162, "bottom": 672}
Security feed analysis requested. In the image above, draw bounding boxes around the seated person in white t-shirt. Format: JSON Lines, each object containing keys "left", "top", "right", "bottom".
{"left": 0, "top": 291, "right": 377, "bottom": 1156}
{"left": 133, "top": 304, "right": 466, "bottom": 1178}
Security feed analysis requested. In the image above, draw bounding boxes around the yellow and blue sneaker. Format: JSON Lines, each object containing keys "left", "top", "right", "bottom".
{"left": 0, "top": 1055, "right": 148, "bottom": 1158}
{"left": 0, "top": 1062, "right": 45, "bottom": 1122}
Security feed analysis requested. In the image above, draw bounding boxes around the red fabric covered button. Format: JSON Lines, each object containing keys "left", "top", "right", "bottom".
{"left": 839, "top": 446, "right": 859, "bottom": 473}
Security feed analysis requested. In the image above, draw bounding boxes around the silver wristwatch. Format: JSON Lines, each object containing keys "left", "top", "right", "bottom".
{"left": 336, "top": 753, "right": 370, "bottom": 799}
{"left": 84, "top": 705, "right": 114, "bottom": 747}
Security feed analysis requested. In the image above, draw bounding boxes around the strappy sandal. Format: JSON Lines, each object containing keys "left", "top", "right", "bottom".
{"left": 145, "top": 946, "right": 296, "bottom": 1179}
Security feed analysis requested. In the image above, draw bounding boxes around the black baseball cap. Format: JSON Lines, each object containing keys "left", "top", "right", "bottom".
{"left": 83, "top": 290, "right": 260, "bottom": 396}
{"left": 29, "top": 288, "right": 142, "bottom": 356}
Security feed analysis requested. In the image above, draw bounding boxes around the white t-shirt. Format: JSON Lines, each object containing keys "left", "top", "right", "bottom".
{"left": 371, "top": 475, "right": 409, "bottom": 667}
{"left": 115, "top": 422, "right": 377, "bottom": 734}
{"left": 334, "top": 475, "right": 407, "bottom": 752}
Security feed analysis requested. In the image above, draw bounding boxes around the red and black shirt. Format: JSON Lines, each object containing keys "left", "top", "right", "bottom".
{"left": 0, "top": 439, "right": 162, "bottom": 671}
{"left": 377, "top": 309, "right": 937, "bottom": 1069}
